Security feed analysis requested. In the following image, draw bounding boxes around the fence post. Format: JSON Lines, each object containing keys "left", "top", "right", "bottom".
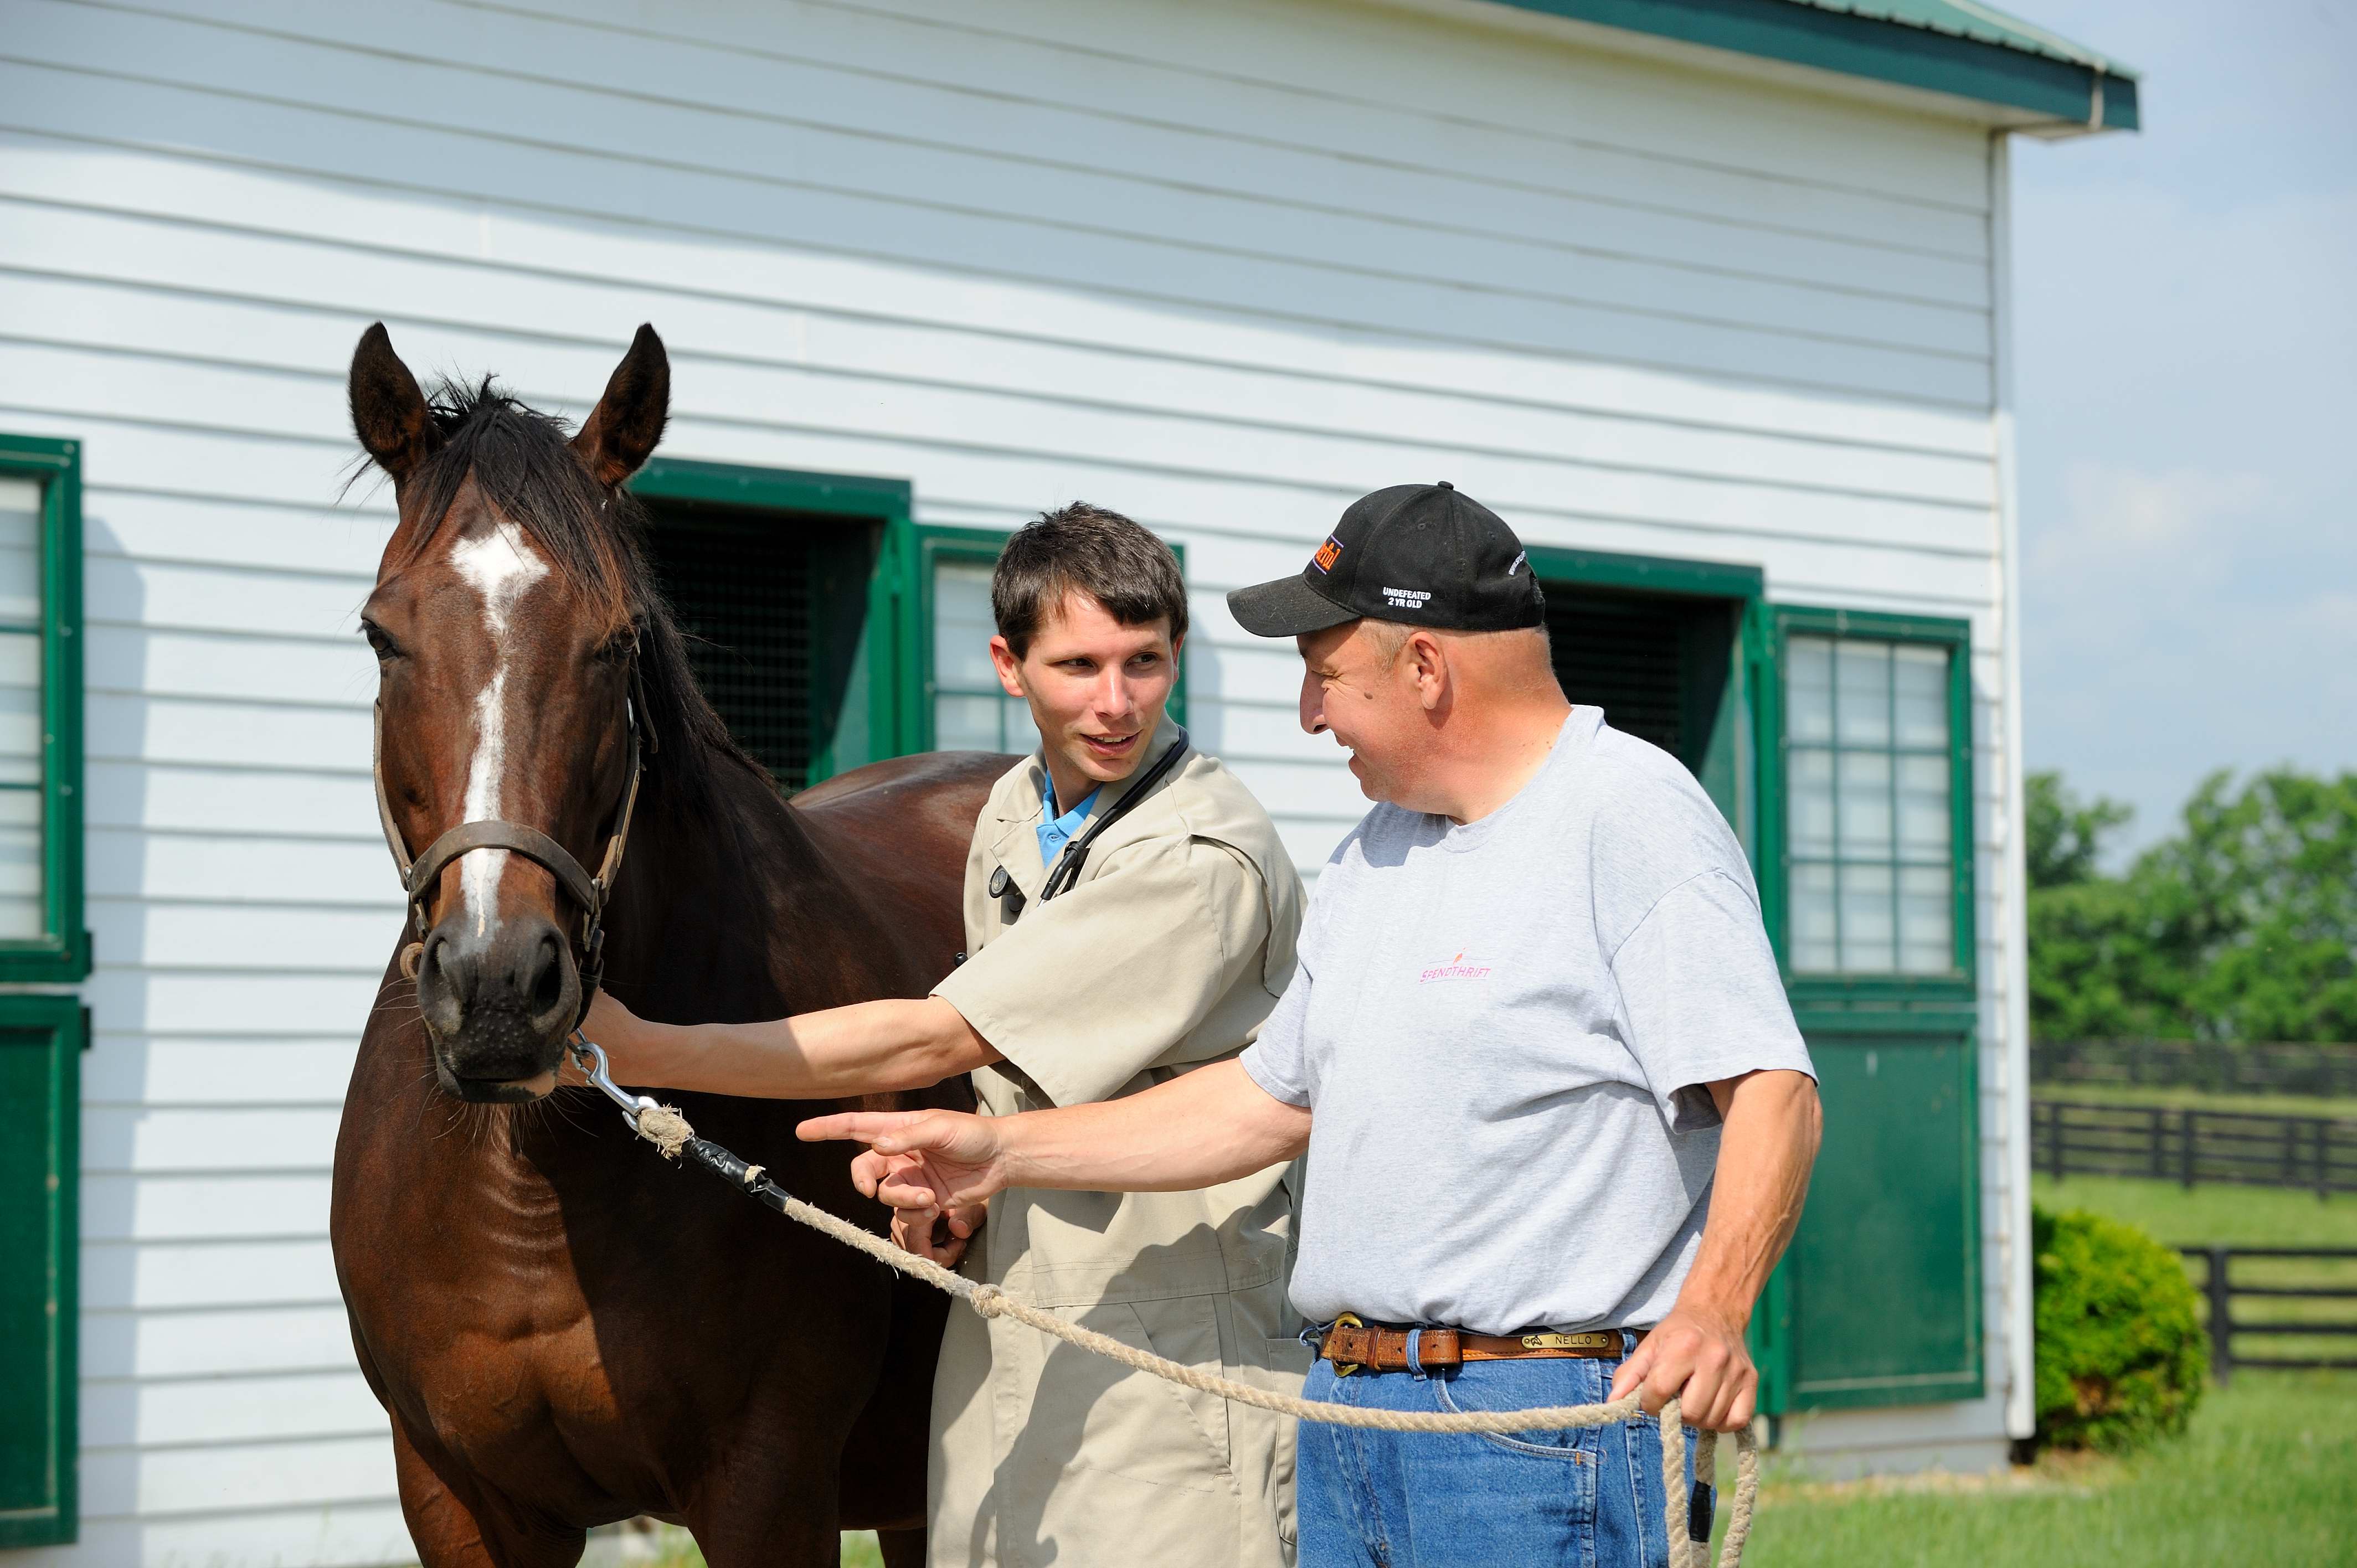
{"left": 2148, "top": 1106, "right": 2164, "bottom": 1180}
{"left": 2045, "top": 1100, "right": 2063, "bottom": 1183}
{"left": 2180, "top": 1108, "right": 2197, "bottom": 1190}
{"left": 2203, "top": 1247, "right": 2233, "bottom": 1386}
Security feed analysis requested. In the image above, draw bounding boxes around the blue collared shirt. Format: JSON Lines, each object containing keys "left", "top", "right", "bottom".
{"left": 1036, "top": 776, "right": 1102, "bottom": 871}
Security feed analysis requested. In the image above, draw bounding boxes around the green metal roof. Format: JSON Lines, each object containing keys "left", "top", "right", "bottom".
{"left": 1485, "top": 0, "right": 2139, "bottom": 131}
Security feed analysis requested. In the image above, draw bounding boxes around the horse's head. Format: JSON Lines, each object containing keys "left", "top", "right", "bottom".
{"left": 350, "top": 322, "right": 669, "bottom": 1101}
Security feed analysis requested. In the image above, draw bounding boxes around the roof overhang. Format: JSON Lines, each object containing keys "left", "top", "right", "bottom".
{"left": 1377, "top": 0, "right": 2138, "bottom": 136}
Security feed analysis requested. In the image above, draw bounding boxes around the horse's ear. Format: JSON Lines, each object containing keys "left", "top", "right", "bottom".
{"left": 347, "top": 323, "right": 441, "bottom": 484}
{"left": 572, "top": 324, "right": 669, "bottom": 488}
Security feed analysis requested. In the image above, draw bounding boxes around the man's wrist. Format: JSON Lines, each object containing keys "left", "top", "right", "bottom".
{"left": 1665, "top": 1288, "right": 1752, "bottom": 1335}
{"left": 991, "top": 1114, "right": 1035, "bottom": 1192}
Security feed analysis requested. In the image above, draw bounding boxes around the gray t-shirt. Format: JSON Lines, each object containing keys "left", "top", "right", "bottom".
{"left": 1241, "top": 707, "right": 1812, "bottom": 1334}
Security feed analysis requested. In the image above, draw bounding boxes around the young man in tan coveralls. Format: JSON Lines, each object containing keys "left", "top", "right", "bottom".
{"left": 584, "top": 503, "right": 1308, "bottom": 1567}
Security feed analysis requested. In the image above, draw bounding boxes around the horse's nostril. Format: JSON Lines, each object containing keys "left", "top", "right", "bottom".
{"left": 530, "top": 932, "right": 564, "bottom": 1016}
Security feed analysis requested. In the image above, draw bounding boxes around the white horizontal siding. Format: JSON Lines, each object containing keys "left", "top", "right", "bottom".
{"left": 0, "top": 0, "right": 2024, "bottom": 1558}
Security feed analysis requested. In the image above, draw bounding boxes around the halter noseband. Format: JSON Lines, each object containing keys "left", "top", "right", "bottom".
{"left": 372, "top": 656, "right": 652, "bottom": 1018}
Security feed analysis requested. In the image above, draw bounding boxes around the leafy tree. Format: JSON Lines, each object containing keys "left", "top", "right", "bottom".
{"left": 2160, "top": 770, "right": 2357, "bottom": 1041}
{"left": 2026, "top": 767, "right": 2357, "bottom": 1041}
{"left": 2025, "top": 770, "right": 2134, "bottom": 890}
{"left": 2025, "top": 772, "right": 2175, "bottom": 1038}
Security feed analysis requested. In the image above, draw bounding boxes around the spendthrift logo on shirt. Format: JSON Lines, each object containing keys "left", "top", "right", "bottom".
{"left": 1419, "top": 952, "right": 1494, "bottom": 983}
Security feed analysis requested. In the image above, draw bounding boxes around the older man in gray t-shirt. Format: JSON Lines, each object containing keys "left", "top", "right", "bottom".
{"left": 1244, "top": 702, "right": 1810, "bottom": 1338}
{"left": 805, "top": 483, "right": 1823, "bottom": 1568}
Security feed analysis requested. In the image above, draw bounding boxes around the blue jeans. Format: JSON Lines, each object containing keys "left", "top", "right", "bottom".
{"left": 1295, "top": 1338, "right": 1705, "bottom": 1568}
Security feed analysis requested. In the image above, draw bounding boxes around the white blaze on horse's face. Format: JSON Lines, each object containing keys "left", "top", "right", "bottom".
{"left": 447, "top": 518, "right": 552, "bottom": 938}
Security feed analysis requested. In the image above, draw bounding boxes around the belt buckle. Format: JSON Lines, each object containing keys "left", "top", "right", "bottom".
{"left": 1329, "top": 1311, "right": 1363, "bottom": 1378}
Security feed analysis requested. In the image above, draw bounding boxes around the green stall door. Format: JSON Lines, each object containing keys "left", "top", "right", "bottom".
{"left": 0, "top": 997, "right": 80, "bottom": 1546}
{"left": 1779, "top": 1024, "right": 1981, "bottom": 1411}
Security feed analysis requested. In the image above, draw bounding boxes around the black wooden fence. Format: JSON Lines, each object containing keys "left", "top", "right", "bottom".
{"left": 2177, "top": 1247, "right": 2357, "bottom": 1382}
{"left": 2033, "top": 1038, "right": 2357, "bottom": 1098}
{"left": 2032, "top": 1098, "right": 2357, "bottom": 1196}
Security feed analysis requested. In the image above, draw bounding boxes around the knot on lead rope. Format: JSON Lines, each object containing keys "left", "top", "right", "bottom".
{"left": 632, "top": 1102, "right": 694, "bottom": 1159}
{"left": 970, "top": 1284, "right": 1011, "bottom": 1319}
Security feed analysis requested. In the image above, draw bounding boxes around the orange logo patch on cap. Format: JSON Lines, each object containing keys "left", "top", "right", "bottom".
{"left": 1310, "top": 535, "right": 1344, "bottom": 573}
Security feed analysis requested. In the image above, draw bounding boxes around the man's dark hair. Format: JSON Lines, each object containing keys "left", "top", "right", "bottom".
{"left": 992, "top": 502, "right": 1188, "bottom": 657}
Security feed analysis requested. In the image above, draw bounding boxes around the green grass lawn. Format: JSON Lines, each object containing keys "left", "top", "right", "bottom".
{"left": 1721, "top": 1370, "right": 2356, "bottom": 1568}
{"left": 637, "top": 1529, "right": 878, "bottom": 1566}
{"left": 2030, "top": 1173, "right": 2357, "bottom": 1248}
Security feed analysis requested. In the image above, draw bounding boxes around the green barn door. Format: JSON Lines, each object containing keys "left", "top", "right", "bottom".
{"left": 1780, "top": 1017, "right": 1980, "bottom": 1407}
{"left": 0, "top": 997, "right": 81, "bottom": 1548}
{"left": 1754, "top": 608, "right": 1982, "bottom": 1414}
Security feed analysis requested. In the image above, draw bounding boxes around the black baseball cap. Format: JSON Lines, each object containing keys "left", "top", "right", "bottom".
{"left": 1227, "top": 482, "right": 1545, "bottom": 638}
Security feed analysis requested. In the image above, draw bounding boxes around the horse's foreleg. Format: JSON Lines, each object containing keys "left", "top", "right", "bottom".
{"left": 391, "top": 1417, "right": 587, "bottom": 1568}
{"left": 681, "top": 1502, "right": 840, "bottom": 1568}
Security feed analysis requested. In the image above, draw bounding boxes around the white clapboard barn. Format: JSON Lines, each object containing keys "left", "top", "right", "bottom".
{"left": 0, "top": 0, "right": 2135, "bottom": 1560}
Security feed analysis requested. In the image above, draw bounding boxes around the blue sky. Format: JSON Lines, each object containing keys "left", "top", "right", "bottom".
{"left": 2007, "top": 1, "right": 2356, "bottom": 853}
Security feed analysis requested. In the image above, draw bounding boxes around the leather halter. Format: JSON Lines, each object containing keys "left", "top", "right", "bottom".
{"left": 372, "top": 657, "right": 652, "bottom": 1016}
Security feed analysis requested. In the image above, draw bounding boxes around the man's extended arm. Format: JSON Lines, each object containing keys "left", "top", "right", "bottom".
{"left": 798, "top": 1058, "right": 1311, "bottom": 1203}
{"left": 1609, "top": 1067, "right": 1821, "bottom": 1430}
{"left": 580, "top": 990, "right": 1002, "bottom": 1100}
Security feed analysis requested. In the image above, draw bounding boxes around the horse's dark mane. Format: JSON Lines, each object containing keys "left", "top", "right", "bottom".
{"left": 394, "top": 378, "right": 767, "bottom": 819}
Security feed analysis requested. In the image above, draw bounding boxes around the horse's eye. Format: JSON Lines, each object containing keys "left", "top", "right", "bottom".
{"left": 361, "top": 621, "right": 401, "bottom": 660}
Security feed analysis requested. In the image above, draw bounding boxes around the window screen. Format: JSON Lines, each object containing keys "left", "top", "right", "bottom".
{"left": 644, "top": 504, "right": 817, "bottom": 789}
{"left": 1787, "top": 636, "right": 1955, "bottom": 974}
{"left": 1545, "top": 587, "right": 1690, "bottom": 760}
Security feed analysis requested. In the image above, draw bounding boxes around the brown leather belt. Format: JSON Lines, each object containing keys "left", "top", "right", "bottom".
{"left": 1316, "top": 1314, "right": 1643, "bottom": 1375}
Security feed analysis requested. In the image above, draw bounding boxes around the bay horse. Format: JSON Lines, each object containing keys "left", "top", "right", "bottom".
{"left": 330, "top": 322, "right": 997, "bottom": 1566}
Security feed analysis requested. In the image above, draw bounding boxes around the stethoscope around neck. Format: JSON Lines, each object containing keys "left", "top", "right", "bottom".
{"left": 987, "top": 726, "right": 1190, "bottom": 919}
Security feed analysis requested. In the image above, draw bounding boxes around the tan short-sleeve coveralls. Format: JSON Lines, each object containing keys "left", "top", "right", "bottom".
{"left": 927, "top": 723, "right": 1310, "bottom": 1568}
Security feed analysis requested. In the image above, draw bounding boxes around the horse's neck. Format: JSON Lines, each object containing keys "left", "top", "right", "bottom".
{"left": 598, "top": 754, "right": 883, "bottom": 1020}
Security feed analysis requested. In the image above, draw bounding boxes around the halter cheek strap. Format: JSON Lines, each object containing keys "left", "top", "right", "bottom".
{"left": 372, "top": 660, "right": 651, "bottom": 1019}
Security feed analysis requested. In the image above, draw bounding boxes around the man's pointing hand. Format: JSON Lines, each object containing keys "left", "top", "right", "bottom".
{"left": 800, "top": 1108, "right": 1012, "bottom": 1213}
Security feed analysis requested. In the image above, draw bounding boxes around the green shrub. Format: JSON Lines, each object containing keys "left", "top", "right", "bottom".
{"left": 2031, "top": 1205, "right": 2207, "bottom": 1452}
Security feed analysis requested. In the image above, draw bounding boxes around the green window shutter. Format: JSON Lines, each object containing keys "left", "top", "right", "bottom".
{"left": 0, "top": 996, "right": 81, "bottom": 1547}
{"left": 1753, "top": 606, "right": 1983, "bottom": 1414}
{"left": 0, "top": 436, "right": 88, "bottom": 983}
